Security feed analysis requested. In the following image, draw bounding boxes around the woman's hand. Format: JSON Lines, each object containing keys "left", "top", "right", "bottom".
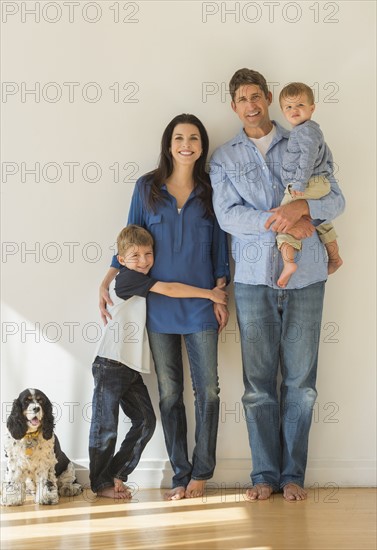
{"left": 213, "top": 303, "right": 229, "bottom": 333}
{"left": 99, "top": 267, "right": 119, "bottom": 325}
{"left": 209, "top": 284, "right": 228, "bottom": 305}
{"left": 99, "top": 285, "right": 113, "bottom": 326}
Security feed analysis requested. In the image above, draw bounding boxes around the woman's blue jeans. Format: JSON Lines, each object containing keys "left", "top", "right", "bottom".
{"left": 234, "top": 282, "right": 325, "bottom": 491}
{"left": 89, "top": 357, "right": 156, "bottom": 493}
{"left": 148, "top": 330, "right": 220, "bottom": 489}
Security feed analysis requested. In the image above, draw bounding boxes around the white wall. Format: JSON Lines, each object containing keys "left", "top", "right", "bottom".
{"left": 1, "top": 0, "right": 376, "bottom": 489}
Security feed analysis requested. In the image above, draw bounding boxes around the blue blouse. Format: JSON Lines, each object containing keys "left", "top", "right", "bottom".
{"left": 111, "top": 175, "right": 230, "bottom": 334}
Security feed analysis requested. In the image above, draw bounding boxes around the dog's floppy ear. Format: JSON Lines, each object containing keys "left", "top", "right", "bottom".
{"left": 41, "top": 394, "right": 55, "bottom": 440}
{"left": 7, "top": 398, "right": 28, "bottom": 439}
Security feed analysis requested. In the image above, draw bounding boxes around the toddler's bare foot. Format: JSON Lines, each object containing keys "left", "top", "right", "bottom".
{"left": 164, "top": 486, "right": 186, "bottom": 501}
{"left": 328, "top": 256, "right": 343, "bottom": 275}
{"left": 185, "top": 479, "right": 206, "bottom": 498}
{"left": 245, "top": 484, "right": 273, "bottom": 501}
{"left": 277, "top": 262, "right": 297, "bottom": 288}
{"left": 283, "top": 483, "right": 307, "bottom": 501}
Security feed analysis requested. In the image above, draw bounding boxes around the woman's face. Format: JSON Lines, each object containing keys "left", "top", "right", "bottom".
{"left": 170, "top": 123, "right": 202, "bottom": 168}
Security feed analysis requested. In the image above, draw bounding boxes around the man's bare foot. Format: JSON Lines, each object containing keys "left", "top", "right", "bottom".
{"left": 185, "top": 479, "right": 206, "bottom": 498}
{"left": 164, "top": 486, "right": 186, "bottom": 501}
{"left": 245, "top": 484, "right": 273, "bottom": 501}
{"left": 97, "top": 480, "right": 132, "bottom": 500}
{"left": 277, "top": 262, "right": 297, "bottom": 288}
{"left": 328, "top": 257, "right": 343, "bottom": 275}
{"left": 283, "top": 483, "right": 307, "bottom": 501}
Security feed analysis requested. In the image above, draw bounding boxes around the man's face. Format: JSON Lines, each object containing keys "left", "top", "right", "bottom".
{"left": 231, "top": 84, "right": 272, "bottom": 137}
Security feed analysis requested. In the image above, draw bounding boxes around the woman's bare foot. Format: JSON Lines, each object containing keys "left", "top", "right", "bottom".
{"left": 185, "top": 479, "right": 206, "bottom": 498}
{"left": 164, "top": 486, "right": 186, "bottom": 501}
{"left": 283, "top": 483, "right": 307, "bottom": 501}
{"left": 97, "top": 478, "right": 132, "bottom": 499}
{"left": 245, "top": 484, "right": 273, "bottom": 501}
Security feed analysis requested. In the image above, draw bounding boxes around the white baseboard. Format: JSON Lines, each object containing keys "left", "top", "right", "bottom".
{"left": 69, "top": 458, "right": 377, "bottom": 489}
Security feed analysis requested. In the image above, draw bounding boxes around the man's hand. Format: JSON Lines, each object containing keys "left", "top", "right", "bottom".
{"left": 265, "top": 199, "right": 310, "bottom": 233}
{"left": 213, "top": 304, "right": 229, "bottom": 333}
{"left": 286, "top": 216, "right": 315, "bottom": 240}
{"left": 99, "top": 285, "right": 113, "bottom": 326}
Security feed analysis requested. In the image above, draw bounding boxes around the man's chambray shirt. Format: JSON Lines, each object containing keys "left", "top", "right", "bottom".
{"left": 210, "top": 121, "right": 345, "bottom": 290}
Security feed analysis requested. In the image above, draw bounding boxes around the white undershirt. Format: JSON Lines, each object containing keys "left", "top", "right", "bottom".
{"left": 249, "top": 125, "right": 276, "bottom": 159}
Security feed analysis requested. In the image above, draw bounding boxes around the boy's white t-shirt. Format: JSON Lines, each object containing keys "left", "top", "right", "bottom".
{"left": 93, "top": 268, "right": 157, "bottom": 374}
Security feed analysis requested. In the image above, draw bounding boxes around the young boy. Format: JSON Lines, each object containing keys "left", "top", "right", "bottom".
{"left": 89, "top": 224, "right": 227, "bottom": 499}
{"left": 276, "top": 82, "right": 343, "bottom": 288}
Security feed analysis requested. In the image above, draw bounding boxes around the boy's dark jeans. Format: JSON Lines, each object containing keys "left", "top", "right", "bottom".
{"left": 89, "top": 356, "right": 156, "bottom": 493}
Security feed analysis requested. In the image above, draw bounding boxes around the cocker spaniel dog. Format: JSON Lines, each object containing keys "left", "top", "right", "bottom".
{"left": 1, "top": 388, "right": 82, "bottom": 506}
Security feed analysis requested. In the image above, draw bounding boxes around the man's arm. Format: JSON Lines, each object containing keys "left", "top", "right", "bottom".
{"left": 211, "top": 158, "right": 315, "bottom": 241}
{"left": 265, "top": 199, "right": 311, "bottom": 233}
{"left": 210, "top": 158, "right": 271, "bottom": 240}
{"left": 265, "top": 171, "right": 345, "bottom": 235}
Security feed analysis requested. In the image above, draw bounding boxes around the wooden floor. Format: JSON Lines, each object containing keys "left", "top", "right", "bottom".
{"left": 1, "top": 488, "right": 376, "bottom": 550}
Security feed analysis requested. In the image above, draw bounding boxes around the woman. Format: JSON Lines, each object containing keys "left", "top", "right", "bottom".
{"left": 100, "top": 114, "right": 230, "bottom": 500}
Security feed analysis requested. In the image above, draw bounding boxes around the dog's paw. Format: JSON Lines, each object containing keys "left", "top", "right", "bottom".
{"left": 36, "top": 481, "right": 59, "bottom": 505}
{"left": 59, "top": 482, "right": 82, "bottom": 497}
{"left": 1, "top": 482, "right": 25, "bottom": 506}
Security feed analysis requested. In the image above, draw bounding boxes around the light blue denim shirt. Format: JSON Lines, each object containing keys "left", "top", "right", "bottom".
{"left": 281, "top": 120, "right": 333, "bottom": 192}
{"left": 209, "top": 121, "right": 345, "bottom": 289}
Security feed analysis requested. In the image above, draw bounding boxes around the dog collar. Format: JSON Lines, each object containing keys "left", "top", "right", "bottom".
{"left": 24, "top": 430, "right": 40, "bottom": 455}
{"left": 24, "top": 430, "right": 40, "bottom": 439}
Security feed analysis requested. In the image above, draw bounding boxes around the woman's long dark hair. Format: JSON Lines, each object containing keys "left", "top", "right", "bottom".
{"left": 145, "top": 114, "right": 214, "bottom": 217}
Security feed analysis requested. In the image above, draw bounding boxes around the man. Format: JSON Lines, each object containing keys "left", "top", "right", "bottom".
{"left": 210, "top": 69, "right": 345, "bottom": 501}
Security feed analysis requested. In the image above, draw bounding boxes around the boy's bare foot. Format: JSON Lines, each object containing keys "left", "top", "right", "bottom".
{"left": 328, "top": 257, "right": 343, "bottom": 275}
{"left": 245, "top": 484, "right": 273, "bottom": 501}
{"left": 97, "top": 485, "right": 132, "bottom": 499}
{"left": 97, "top": 478, "right": 132, "bottom": 499}
{"left": 277, "top": 262, "right": 297, "bottom": 288}
{"left": 283, "top": 483, "right": 307, "bottom": 501}
{"left": 185, "top": 479, "right": 206, "bottom": 498}
{"left": 164, "top": 486, "right": 186, "bottom": 501}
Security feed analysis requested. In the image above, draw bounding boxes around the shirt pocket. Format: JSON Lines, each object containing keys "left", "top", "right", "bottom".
{"left": 147, "top": 214, "right": 163, "bottom": 242}
{"left": 195, "top": 216, "right": 214, "bottom": 246}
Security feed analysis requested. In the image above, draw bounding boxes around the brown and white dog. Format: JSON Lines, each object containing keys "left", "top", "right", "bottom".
{"left": 1, "top": 388, "right": 82, "bottom": 506}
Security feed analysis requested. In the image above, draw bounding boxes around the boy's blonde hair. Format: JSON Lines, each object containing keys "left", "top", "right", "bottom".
{"left": 279, "top": 82, "right": 315, "bottom": 106}
{"left": 117, "top": 225, "right": 154, "bottom": 257}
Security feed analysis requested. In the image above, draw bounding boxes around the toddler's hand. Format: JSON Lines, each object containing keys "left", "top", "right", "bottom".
{"left": 290, "top": 189, "right": 305, "bottom": 198}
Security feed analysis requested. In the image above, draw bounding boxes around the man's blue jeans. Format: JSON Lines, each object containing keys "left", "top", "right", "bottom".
{"left": 148, "top": 330, "right": 220, "bottom": 489}
{"left": 234, "top": 282, "right": 325, "bottom": 491}
{"left": 89, "top": 357, "right": 156, "bottom": 493}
